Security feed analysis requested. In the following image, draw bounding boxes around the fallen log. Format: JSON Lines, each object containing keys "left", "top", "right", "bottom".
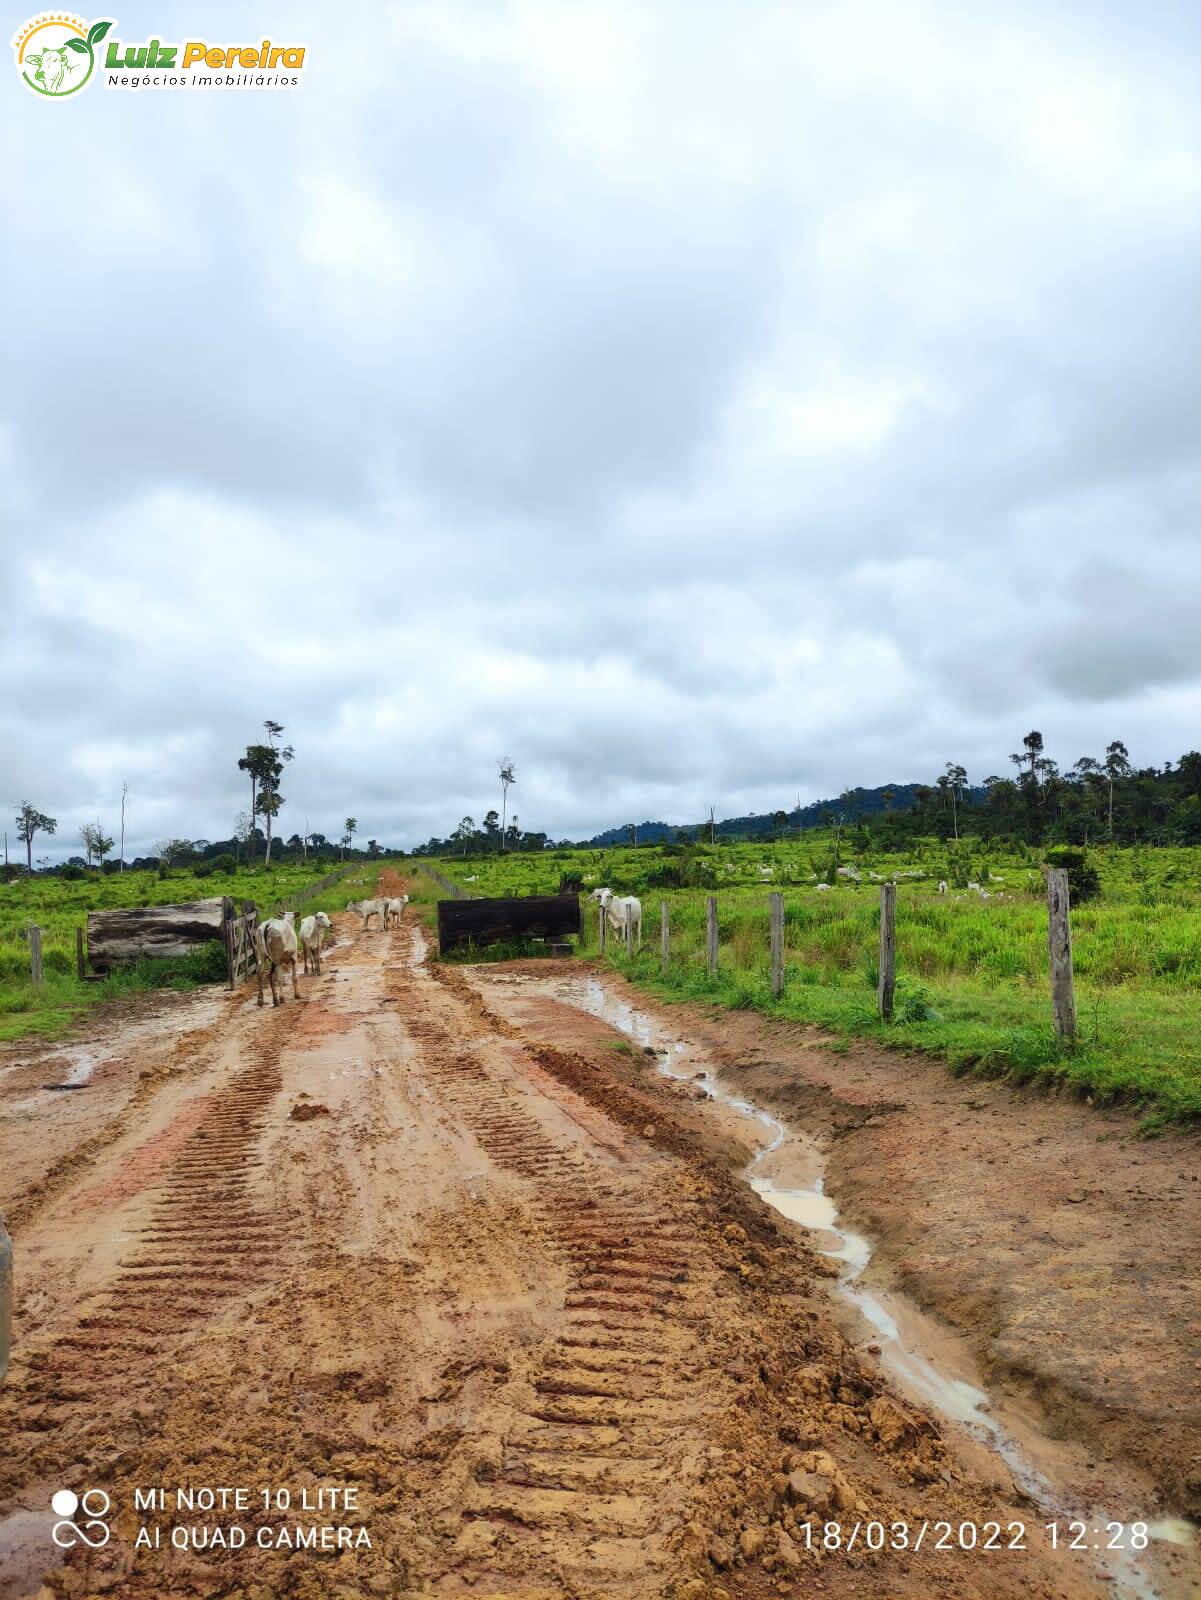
{"left": 86, "top": 899, "right": 228, "bottom": 971}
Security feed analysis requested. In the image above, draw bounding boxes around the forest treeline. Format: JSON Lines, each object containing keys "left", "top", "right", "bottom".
{"left": 420, "top": 735, "right": 1201, "bottom": 855}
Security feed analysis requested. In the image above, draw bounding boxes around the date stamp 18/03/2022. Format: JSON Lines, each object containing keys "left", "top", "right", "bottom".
{"left": 792, "top": 1520, "right": 1151, "bottom": 1555}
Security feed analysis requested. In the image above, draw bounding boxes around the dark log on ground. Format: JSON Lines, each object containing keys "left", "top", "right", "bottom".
{"left": 437, "top": 894, "right": 581, "bottom": 954}
{"left": 87, "top": 899, "right": 228, "bottom": 971}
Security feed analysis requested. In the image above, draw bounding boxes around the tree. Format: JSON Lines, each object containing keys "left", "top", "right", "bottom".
{"left": 257, "top": 720, "right": 294, "bottom": 866}
{"left": 367, "top": 838, "right": 379, "bottom": 856}
{"left": 233, "top": 810, "right": 253, "bottom": 864}
{"left": 1104, "top": 740, "right": 1132, "bottom": 838}
{"left": 498, "top": 759, "right": 516, "bottom": 853}
{"left": 80, "top": 821, "right": 114, "bottom": 869}
{"left": 15, "top": 803, "right": 56, "bottom": 871}
{"left": 155, "top": 838, "right": 195, "bottom": 868}
{"left": 237, "top": 748, "right": 266, "bottom": 862}
{"left": 482, "top": 809, "right": 500, "bottom": 845}
{"left": 238, "top": 721, "right": 294, "bottom": 866}
{"left": 772, "top": 809, "right": 788, "bottom": 841}
{"left": 454, "top": 816, "right": 475, "bottom": 856}
{"left": 944, "top": 763, "right": 968, "bottom": 841}
{"left": 1010, "top": 730, "right": 1044, "bottom": 788}
{"left": 119, "top": 781, "right": 129, "bottom": 871}
{"left": 342, "top": 817, "right": 357, "bottom": 858}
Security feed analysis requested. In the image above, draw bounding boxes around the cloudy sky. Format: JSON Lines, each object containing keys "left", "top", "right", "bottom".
{"left": 4, "top": 1, "right": 1200, "bottom": 858}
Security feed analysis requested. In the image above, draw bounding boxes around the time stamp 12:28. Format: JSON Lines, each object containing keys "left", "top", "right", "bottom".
{"left": 795, "top": 1520, "right": 1152, "bottom": 1553}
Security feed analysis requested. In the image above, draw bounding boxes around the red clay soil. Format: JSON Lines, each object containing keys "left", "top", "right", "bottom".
{"left": 0, "top": 897, "right": 1191, "bottom": 1599}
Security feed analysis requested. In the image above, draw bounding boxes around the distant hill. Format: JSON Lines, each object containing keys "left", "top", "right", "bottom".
{"left": 584, "top": 783, "right": 984, "bottom": 845}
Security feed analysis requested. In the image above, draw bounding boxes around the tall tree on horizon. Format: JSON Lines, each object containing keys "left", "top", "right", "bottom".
{"left": 240, "top": 721, "right": 293, "bottom": 867}
{"left": 498, "top": 758, "right": 516, "bottom": 853}
{"left": 15, "top": 803, "right": 56, "bottom": 871}
{"left": 1010, "top": 730, "right": 1045, "bottom": 788}
{"left": 944, "top": 763, "right": 968, "bottom": 841}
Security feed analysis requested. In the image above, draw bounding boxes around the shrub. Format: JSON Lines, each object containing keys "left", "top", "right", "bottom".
{"left": 1044, "top": 847, "right": 1101, "bottom": 903}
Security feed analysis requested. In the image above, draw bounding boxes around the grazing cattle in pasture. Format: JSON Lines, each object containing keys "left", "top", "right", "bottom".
{"left": 608, "top": 894, "right": 642, "bottom": 946}
{"left": 589, "top": 887, "right": 642, "bottom": 946}
{"left": 816, "top": 882, "right": 831, "bottom": 892}
{"left": 385, "top": 895, "right": 409, "bottom": 928}
{"left": 347, "top": 898, "right": 386, "bottom": 930}
{"left": 256, "top": 912, "right": 300, "bottom": 1006}
{"left": 938, "top": 881, "right": 948, "bottom": 894}
{"left": 299, "top": 911, "right": 332, "bottom": 974}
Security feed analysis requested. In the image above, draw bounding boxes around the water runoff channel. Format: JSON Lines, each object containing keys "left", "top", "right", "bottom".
{"left": 535, "top": 972, "right": 1196, "bottom": 1600}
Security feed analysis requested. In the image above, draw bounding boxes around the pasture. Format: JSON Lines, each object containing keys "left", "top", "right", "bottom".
{"left": 418, "top": 836, "right": 1201, "bottom": 1125}
{"left": 0, "top": 861, "right": 375, "bottom": 1042}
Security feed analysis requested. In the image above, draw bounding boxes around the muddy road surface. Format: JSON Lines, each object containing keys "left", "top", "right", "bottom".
{"left": 1, "top": 891, "right": 1195, "bottom": 1599}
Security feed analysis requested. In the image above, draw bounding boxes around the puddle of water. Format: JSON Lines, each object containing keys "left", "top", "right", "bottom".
{"left": 550, "top": 974, "right": 1195, "bottom": 1600}
{"left": 0, "top": 1508, "right": 58, "bottom": 1599}
{"left": 1, "top": 1047, "right": 101, "bottom": 1116}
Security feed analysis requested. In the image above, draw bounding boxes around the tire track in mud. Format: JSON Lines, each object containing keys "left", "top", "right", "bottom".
{"left": 395, "top": 950, "right": 716, "bottom": 1590}
{"left": 0, "top": 1009, "right": 293, "bottom": 1494}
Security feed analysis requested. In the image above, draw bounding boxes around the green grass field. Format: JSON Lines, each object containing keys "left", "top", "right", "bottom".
{"left": 415, "top": 837, "right": 1201, "bottom": 1128}
{"left": 0, "top": 861, "right": 377, "bottom": 1044}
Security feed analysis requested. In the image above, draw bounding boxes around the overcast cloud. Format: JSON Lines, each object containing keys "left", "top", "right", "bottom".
{"left": 4, "top": 0, "right": 1200, "bottom": 858}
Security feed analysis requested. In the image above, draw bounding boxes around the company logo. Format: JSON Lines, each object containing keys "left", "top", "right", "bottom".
{"left": 12, "top": 15, "right": 307, "bottom": 95}
{"left": 12, "top": 14, "right": 112, "bottom": 97}
{"left": 51, "top": 1487, "right": 112, "bottom": 1549}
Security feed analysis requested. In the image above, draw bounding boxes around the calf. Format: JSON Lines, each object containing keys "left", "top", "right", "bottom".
{"left": 299, "top": 911, "right": 332, "bottom": 974}
{"left": 256, "top": 912, "right": 300, "bottom": 1006}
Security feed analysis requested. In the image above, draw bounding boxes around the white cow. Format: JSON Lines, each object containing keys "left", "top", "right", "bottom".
{"left": 384, "top": 895, "right": 409, "bottom": 928}
{"left": 938, "top": 881, "right": 948, "bottom": 894}
{"left": 589, "top": 886, "right": 642, "bottom": 946}
{"left": 816, "top": 882, "right": 831, "bottom": 892}
{"left": 347, "top": 898, "right": 386, "bottom": 930}
{"left": 609, "top": 895, "right": 642, "bottom": 946}
{"left": 256, "top": 911, "right": 300, "bottom": 1006}
{"left": 299, "top": 911, "right": 332, "bottom": 974}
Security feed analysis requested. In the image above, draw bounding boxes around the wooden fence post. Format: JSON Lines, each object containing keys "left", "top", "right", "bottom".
{"left": 28, "top": 925, "right": 43, "bottom": 987}
{"left": 75, "top": 926, "right": 85, "bottom": 981}
{"left": 660, "top": 901, "right": 670, "bottom": 974}
{"left": 222, "top": 896, "right": 236, "bottom": 990}
{"left": 1046, "top": 867, "right": 1077, "bottom": 1041}
{"left": 706, "top": 896, "right": 718, "bottom": 976}
{"left": 769, "top": 892, "right": 784, "bottom": 999}
{"left": 877, "top": 883, "right": 896, "bottom": 1020}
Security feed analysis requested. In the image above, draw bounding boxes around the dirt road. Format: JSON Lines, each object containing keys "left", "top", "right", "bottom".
{"left": 0, "top": 884, "right": 1192, "bottom": 1598}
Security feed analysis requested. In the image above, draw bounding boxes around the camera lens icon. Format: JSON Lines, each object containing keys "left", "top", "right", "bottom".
{"left": 51, "top": 1488, "right": 111, "bottom": 1548}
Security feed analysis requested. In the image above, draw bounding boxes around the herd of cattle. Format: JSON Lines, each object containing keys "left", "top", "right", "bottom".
{"left": 253, "top": 894, "right": 409, "bottom": 1007}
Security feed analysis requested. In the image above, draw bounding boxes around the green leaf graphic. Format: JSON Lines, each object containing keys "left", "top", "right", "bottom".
{"left": 87, "top": 20, "right": 112, "bottom": 45}
{"left": 65, "top": 37, "right": 89, "bottom": 52}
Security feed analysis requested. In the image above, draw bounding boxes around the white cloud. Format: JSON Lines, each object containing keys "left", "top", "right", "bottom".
{"left": 3, "top": 0, "right": 1199, "bottom": 856}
